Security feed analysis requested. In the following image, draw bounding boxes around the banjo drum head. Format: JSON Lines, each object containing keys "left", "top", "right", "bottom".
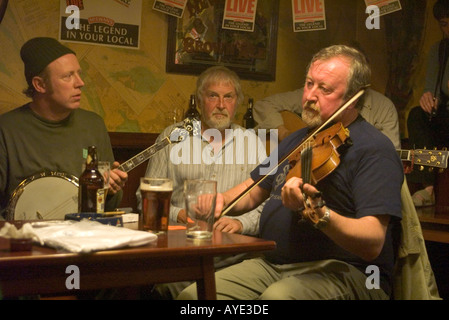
{"left": 7, "top": 172, "right": 79, "bottom": 220}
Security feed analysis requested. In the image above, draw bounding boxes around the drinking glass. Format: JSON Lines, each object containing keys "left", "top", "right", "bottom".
{"left": 140, "top": 178, "right": 173, "bottom": 234}
{"left": 184, "top": 180, "right": 217, "bottom": 239}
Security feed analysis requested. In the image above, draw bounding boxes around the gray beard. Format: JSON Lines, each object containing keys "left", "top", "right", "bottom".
{"left": 302, "top": 104, "right": 322, "bottom": 128}
{"left": 204, "top": 115, "right": 232, "bottom": 131}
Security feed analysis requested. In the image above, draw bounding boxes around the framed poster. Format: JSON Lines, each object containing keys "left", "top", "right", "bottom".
{"left": 166, "top": 0, "right": 279, "bottom": 82}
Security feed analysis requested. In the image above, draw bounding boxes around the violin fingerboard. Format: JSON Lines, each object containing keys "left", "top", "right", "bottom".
{"left": 301, "top": 146, "right": 313, "bottom": 184}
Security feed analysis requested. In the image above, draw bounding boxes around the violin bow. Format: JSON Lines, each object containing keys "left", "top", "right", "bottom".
{"left": 220, "top": 86, "right": 369, "bottom": 217}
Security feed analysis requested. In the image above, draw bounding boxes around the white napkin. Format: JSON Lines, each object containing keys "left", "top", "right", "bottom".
{"left": 0, "top": 222, "right": 35, "bottom": 239}
{"left": 1, "top": 220, "right": 157, "bottom": 253}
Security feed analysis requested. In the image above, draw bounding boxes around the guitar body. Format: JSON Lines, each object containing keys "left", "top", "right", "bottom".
{"left": 266, "top": 111, "right": 307, "bottom": 154}
{"left": 281, "top": 110, "right": 307, "bottom": 133}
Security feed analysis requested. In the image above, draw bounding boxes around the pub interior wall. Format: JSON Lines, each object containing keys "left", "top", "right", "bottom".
{"left": 0, "top": 1, "right": 441, "bottom": 138}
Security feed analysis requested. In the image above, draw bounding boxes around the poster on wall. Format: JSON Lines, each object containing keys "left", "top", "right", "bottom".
{"left": 59, "top": 0, "right": 142, "bottom": 49}
{"left": 291, "top": 0, "right": 326, "bottom": 32}
{"left": 364, "top": 0, "right": 402, "bottom": 17}
{"left": 166, "top": 1, "right": 279, "bottom": 81}
{"left": 222, "top": 0, "right": 258, "bottom": 32}
{"left": 152, "top": 0, "right": 188, "bottom": 18}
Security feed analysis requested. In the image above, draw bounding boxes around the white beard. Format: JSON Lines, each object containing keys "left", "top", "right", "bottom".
{"left": 204, "top": 109, "right": 233, "bottom": 131}
{"left": 302, "top": 102, "right": 322, "bottom": 128}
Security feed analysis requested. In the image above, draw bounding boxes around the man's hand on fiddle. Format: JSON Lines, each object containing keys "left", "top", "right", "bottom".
{"left": 281, "top": 177, "right": 323, "bottom": 212}
{"left": 281, "top": 177, "right": 307, "bottom": 211}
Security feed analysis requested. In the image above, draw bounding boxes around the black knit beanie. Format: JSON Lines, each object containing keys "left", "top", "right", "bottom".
{"left": 20, "top": 37, "right": 75, "bottom": 86}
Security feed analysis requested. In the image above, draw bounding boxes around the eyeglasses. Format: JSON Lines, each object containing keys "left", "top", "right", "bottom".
{"left": 205, "top": 92, "right": 236, "bottom": 104}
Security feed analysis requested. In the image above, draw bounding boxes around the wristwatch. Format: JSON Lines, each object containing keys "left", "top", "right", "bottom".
{"left": 314, "top": 206, "right": 331, "bottom": 229}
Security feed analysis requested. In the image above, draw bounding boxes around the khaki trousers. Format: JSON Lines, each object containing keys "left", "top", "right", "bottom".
{"left": 177, "top": 258, "right": 389, "bottom": 300}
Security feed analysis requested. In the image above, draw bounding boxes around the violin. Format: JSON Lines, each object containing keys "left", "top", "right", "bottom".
{"left": 286, "top": 122, "right": 352, "bottom": 184}
{"left": 285, "top": 122, "right": 352, "bottom": 224}
{"left": 220, "top": 87, "right": 368, "bottom": 218}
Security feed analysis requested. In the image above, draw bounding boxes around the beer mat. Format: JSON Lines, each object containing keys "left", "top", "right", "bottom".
{"left": 15, "top": 220, "right": 157, "bottom": 253}
{"left": 168, "top": 225, "right": 186, "bottom": 230}
{"left": 65, "top": 212, "right": 123, "bottom": 227}
{"left": 103, "top": 211, "right": 126, "bottom": 216}
{"left": 122, "top": 213, "right": 139, "bottom": 223}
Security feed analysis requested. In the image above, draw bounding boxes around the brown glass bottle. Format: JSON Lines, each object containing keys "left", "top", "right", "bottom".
{"left": 184, "top": 94, "right": 200, "bottom": 120}
{"left": 78, "top": 146, "right": 105, "bottom": 213}
{"left": 243, "top": 98, "right": 255, "bottom": 129}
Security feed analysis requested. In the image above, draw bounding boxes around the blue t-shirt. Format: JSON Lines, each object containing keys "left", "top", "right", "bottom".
{"left": 251, "top": 116, "right": 403, "bottom": 294}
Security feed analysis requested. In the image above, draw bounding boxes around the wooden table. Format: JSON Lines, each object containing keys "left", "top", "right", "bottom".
{"left": 0, "top": 222, "right": 275, "bottom": 299}
{"left": 416, "top": 207, "right": 449, "bottom": 244}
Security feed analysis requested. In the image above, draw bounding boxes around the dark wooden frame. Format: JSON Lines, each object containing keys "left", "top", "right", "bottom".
{"left": 166, "top": 0, "right": 279, "bottom": 81}
{"left": 0, "top": 0, "right": 8, "bottom": 24}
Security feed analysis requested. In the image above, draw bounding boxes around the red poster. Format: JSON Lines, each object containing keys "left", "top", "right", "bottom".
{"left": 291, "top": 0, "right": 326, "bottom": 32}
{"left": 222, "top": 0, "right": 258, "bottom": 32}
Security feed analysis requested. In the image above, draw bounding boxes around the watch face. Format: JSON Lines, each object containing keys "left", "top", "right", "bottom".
{"left": 0, "top": 0, "right": 8, "bottom": 24}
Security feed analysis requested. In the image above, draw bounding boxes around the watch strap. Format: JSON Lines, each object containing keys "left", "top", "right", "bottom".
{"left": 314, "top": 207, "right": 330, "bottom": 229}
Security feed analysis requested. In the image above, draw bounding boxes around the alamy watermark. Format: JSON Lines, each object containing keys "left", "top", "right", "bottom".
{"left": 365, "top": 265, "right": 380, "bottom": 290}
{"left": 65, "top": 3, "right": 382, "bottom": 31}
{"left": 64, "top": 264, "right": 381, "bottom": 291}
{"left": 366, "top": 5, "right": 381, "bottom": 30}
{"left": 65, "top": 5, "right": 80, "bottom": 30}
{"left": 66, "top": 4, "right": 381, "bottom": 31}
{"left": 169, "top": 124, "right": 279, "bottom": 176}
{"left": 65, "top": 265, "right": 80, "bottom": 290}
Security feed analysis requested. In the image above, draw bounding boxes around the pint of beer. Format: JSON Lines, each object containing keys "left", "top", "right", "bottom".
{"left": 140, "top": 178, "right": 173, "bottom": 234}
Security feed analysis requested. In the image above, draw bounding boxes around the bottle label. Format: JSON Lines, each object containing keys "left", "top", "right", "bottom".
{"left": 96, "top": 188, "right": 106, "bottom": 213}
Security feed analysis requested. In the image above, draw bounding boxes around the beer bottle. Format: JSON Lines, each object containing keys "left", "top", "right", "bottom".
{"left": 243, "top": 98, "right": 255, "bottom": 129}
{"left": 79, "top": 146, "right": 105, "bottom": 213}
{"left": 184, "top": 94, "right": 200, "bottom": 120}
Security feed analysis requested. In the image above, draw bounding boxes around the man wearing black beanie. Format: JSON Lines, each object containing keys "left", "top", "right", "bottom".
{"left": 0, "top": 37, "right": 128, "bottom": 219}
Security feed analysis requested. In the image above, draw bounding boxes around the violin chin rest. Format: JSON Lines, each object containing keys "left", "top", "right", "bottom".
{"left": 336, "top": 138, "right": 353, "bottom": 155}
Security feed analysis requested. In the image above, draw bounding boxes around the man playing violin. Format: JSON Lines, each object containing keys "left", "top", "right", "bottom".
{"left": 178, "top": 45, "right": 404, "bottom": 300}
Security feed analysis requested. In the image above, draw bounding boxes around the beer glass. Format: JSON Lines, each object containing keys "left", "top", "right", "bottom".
{"left": 184, "top": 180, "right": 217, "bottom": 239}
{"left": 140, "top": 178, "right": 173, "bottom": 234}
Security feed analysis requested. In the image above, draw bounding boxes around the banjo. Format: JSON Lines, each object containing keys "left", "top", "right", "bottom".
{"left": 6, "top": 119, "right": 200, "bottom": 221}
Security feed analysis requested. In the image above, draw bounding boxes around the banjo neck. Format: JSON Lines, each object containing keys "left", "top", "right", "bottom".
{"left": 118, "top": 118, "right": 200, "bottom": 173}
{"left": 118, "top": 137, "right": 172, "bottom": 173}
